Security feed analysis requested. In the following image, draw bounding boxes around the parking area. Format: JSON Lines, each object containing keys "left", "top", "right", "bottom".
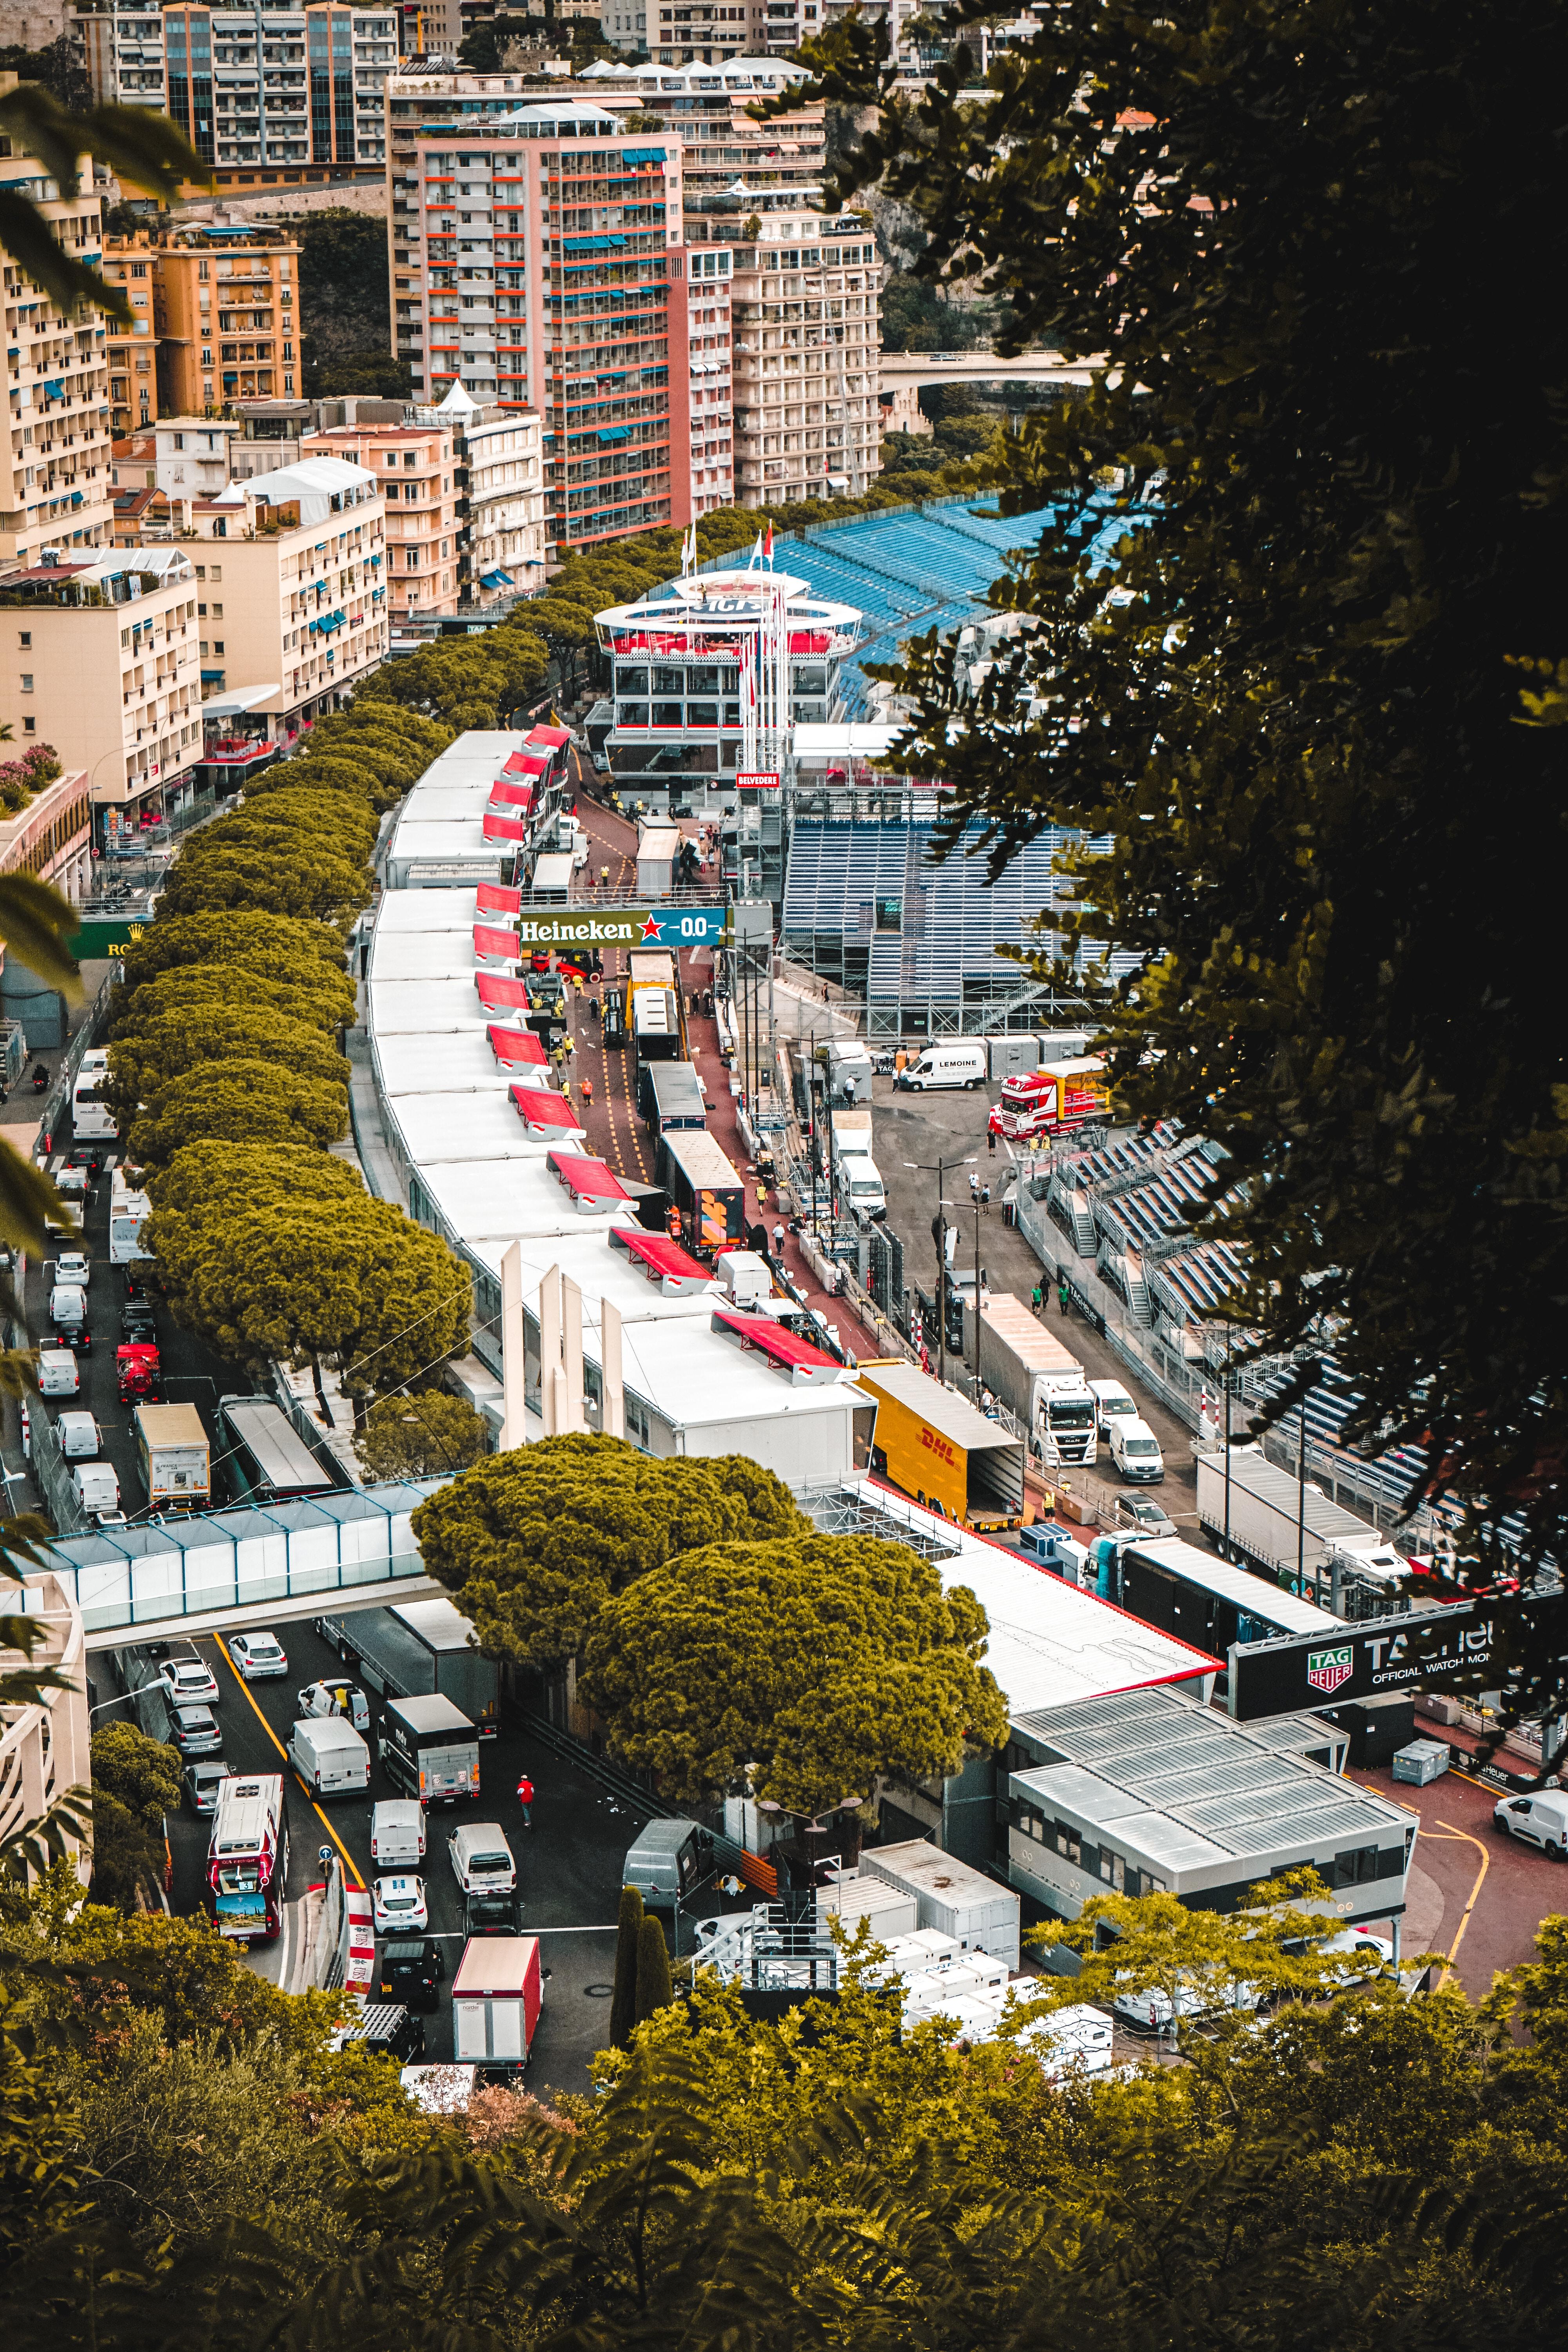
{"left": 96, "top": 1605, "right": 696, "bottom": 2098}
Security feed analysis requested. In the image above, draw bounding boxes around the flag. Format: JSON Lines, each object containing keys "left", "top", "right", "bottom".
{"left": 748, "top": 531, "right": 763, "bottom": 570}
{"left": 762, "top": 522, "right": 774, "bottom": 564}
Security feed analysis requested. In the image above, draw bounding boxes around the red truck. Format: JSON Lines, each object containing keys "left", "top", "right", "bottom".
{"left": 117, "top": 1343, "right": 162, "bottom": 1405}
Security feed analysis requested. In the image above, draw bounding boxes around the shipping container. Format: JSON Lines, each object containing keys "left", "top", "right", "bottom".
{"left": 861, "top": 1838, "right": 1022, "bottom": 1969}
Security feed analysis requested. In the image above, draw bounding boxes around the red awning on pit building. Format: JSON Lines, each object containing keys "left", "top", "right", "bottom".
{"left": 477, "top": 882, "right": 523, "bottom": 916}
{"left": 609, "top": 1227, "right": 712, "bottom": 1294}
{"left": 476, "top": 971, "right": 530, "bottom": 1010}
{"left": 483, "top": 812, "right": 528, "bottom": 843}
{"left": 546, "top": 1151, "right": 630, "bottom": 1207}
{"left": 510, "top": 1084, "right": 584, "bottom": 1135}
{"left": 473, "top": 924, "right": 519, "bottom": 962}
{"left": 487, "top": 1022, "right": 548, "bottom": 1068}
{"left": 710, "top": 1308, "right": 843, "bottom": 1385}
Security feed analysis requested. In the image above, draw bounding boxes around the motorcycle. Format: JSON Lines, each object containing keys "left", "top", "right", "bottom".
{"left": 30, "top": 1065, "right": 48, "bottom": 1094}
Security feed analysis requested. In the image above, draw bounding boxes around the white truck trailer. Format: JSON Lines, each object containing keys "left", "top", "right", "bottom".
{"left": 1195, "top": 1446, "right": 1412, "bottom": 1621}
{"left": 968, "top": 1292, "right": 1098, "bottom": 1468}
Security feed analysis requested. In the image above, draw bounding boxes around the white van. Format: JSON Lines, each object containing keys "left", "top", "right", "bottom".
{"left": 1109, "top": 1416, "right": 1165, "bottom": 1483}
{"left": 290, "top": 1715, "right": 370, "bottom": 1797}
{"left": 448, "top": 1820, "right": 517, "bottom": 1895}
{"left": 49, "top": 1282, "right": 87, "bottom": 1339}
{"left": 57, "top": 1411, "right": 100, "bottom": 1460}
{"left": 370, "top": 1798, "right": 427, "bottom": 1870}
{"left": 1087, "top": 1378, "right": 1138, "bottom": 1437}
{"left": 1494, "top": 1791, "right": 1568, "bottom": 1858}
{"left": 844, "top": 1156, "right": 886, "bottom": 1223}
{"left": 894, "top": 1043, "right": 987, "bottom": 1093}
{"left": 71, "top": 1461, "right": 119, "bottom": 1515}
{"left": 37, "top": 1347, "right": 80, "bottom": 1397}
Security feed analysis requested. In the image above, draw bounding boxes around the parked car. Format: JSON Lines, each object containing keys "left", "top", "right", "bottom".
{"left": 1113, "top": 1494, "right": 1178, "bottom": 1540}
{"left": 298, "top": 1677, "right": 371, "bottom": 1733}
{"left": 166, "top": 1702, "right": 223, "bottom": 1758}
{"left": 183, "top": 1757, "right": 232, "bottom": 1817}
{"left": 373, "top": 1875, "right": 429, "bottom": 1935}
{"left": 229, "top": 1630, "right": 289, "bottom": 1680}
{"left": 1494, "top": 1791, "right": 1568, "bottom": 1858}
{"left": 120, "top": 1301, "right": 158, "bottom": 1344}
{"left": 156, "top": 1650, "right": 220, "bottom": 1707}
{"left": 55, "top": 1250, "right": 91, "bottom": 1289}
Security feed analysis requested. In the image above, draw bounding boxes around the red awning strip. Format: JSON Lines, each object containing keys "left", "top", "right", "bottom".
{"left": 487, "top": 1022, "right": 548, "bottom": 1067}
{"left": 527, "top": 725, "right": 570, "bottom": 749}
{"left": 610, "top": 1227, "right": 711, "bottom": 1287}
{"left": 547, "top": 1151, "right": 630, "bottom": 1204}
{"left": 483, "top": 812, "right": 528, "bottom": 843}
{"left": 477, "top": 882, "right": 522, "bottom": 916}
{"left": 489, "top": 780, "right": 535, "bottom": 811}
{"left": 473, "top": 924, "right": 518, "bottom": 961}
{"left": 510, "top": 1083, "right": 583, "bottom": 1132}
{"left": 503, "top": 750, "right": 549, "bottom": 775}
{"left": 476, "top": 971, "right": 530, "bottom": 1010}
{"left": 710, "top": 1308, "right": 840, "bottom": 1376}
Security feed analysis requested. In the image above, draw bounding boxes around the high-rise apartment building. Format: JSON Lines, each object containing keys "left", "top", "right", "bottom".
{"left": 398, "top": 100, "right": 691, "bottom": 554}
{"left": 730, "top": 214, "right": 880, "bottom": 501}
{"left": 303, "top": 415, "right": 458, "bottom": 617}
{"left": 152, "top": 222, "right": 299, "bottom": 414}
{"left": 0, "top": 91, "right": 116, "bottom": 571}
{"left": 153, "top": 3, "right": 397, "bottom": 188}
{"left": 71, "top": 0, "right": 171, "bottom": 105}
{"left": 385, "top": 60, "right": 864, "bottom": 518}
{"left": 101, "top": 231, "right": 160, "bottom": 437}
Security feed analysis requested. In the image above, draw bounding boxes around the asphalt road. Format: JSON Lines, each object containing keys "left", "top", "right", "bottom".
{"left": 119, "top": 1608, "right": 683, "bottom": 2097}
{"left": 16, "top": 1133, "right": 236, "bottom": 1526}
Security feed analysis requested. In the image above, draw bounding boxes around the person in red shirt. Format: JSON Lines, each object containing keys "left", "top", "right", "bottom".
{"left": 516, "top": 1773, "right": 534, "bottom": 1828}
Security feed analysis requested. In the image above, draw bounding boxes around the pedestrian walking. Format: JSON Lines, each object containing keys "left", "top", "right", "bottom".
{"left": 986, "top": 1123, "right": 996, "bottom": 1156}
{"left": 581, "top": 1076, "right": 594, "bottom": 1108}
{"left": 968, "top": 1171, "right": 980, "bottom": 1205}
{"left": 516, "top": 1772, "right": 534, "bottom": 1828}
{"left": 599, "top": 863, "right": 610, "bottom": 892}
{"left": 1058, "top": 1277, "right": 1070, "bottom": 1315}
{"left": 1031, "top": 1283, "right": 1043, "bottom": 1315}
{"left": 773, "top": 1220, "right": 785, "bottom": 1258}
{"left": 591, "top": 994, "right": 603, "bottom": 1027}
{"left": 981, "top": 1183, "right": 991, "bottom": 1213}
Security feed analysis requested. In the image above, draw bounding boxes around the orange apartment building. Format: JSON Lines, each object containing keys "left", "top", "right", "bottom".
{"left": 101, "top": 232, "right": 161, "bottom": 439}
{"left": 152, "top": 224, "right": 300, "bottom": 416}
{"left": 301, "top": 419, "right": 457, "bottom": 619}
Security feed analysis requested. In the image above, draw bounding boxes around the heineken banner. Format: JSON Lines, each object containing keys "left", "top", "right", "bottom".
{"left": 515, "top": 906, "right": 733, "bottom": 951}
{"left": 1228, "top": 1601, "right": 1504, "bottom": 1722}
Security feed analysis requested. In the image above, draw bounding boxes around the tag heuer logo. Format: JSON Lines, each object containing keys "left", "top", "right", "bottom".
{"left": 1306, "top": 1644, "right": 1354, "bottom": 1695}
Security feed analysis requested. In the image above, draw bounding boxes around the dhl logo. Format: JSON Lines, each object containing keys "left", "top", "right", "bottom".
{"left": 919, "top": 1426, "right": 956, "bottom": 1468}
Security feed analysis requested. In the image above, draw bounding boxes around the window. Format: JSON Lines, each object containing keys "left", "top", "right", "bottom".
{"left": 17, "top": 632, "right": 28, "bottom": 648}
{"left": 22, "top": 717, "right": 34, "bottom": 734}
{"left": 19, "top": 673, "right": 32, "bottom": 692}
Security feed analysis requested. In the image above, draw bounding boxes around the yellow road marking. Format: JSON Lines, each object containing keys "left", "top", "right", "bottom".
{"left": 214, "top": 1635, "right": 365, "bottom": 1889}
{"left": 1423, "top": 1815, "right": 1489, "bottom": 1985}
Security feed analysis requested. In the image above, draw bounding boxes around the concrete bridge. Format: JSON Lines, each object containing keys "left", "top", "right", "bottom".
{"left": 878, "top": 346, "right": 1102, "bottom": 432}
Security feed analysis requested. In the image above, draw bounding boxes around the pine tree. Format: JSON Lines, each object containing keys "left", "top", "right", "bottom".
{"left": 609, "top": 1883, "right": 644, "bottom": 2050}
{"left": 634, "top": 1916, "right": 674, "bottom": 2024}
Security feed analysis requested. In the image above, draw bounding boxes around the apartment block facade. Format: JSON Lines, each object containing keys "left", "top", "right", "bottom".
{"left": 157, "top": 2, "right": 397, "bottom": 186}
{"left": 100, "top": 232, "right": 160, "bottom": 437}
{"left": 0, "top": 100, "right": 116, "bottom": 571}
{"left": 398, "top": 101, "right": 691, "bottom": 554}
{"left": 152, "top": 223, "right": 299, "bottom": 414}
{"left": 730, "top": 216, "right": 881, "bottom": 501}
{"left": 0, "top": 548, "right": 203, "bottom": 842}
{"left": 302, "top": 417, "right": 458, "bottom": 617}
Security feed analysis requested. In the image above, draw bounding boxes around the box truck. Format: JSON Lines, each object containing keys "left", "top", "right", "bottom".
{"left": 134, "top": 1401, "right": 211, "bottom": 1512}
{"left": 451, "top": 1935, "right": 543, "bottom": 2071}
{"left": 378, "top": 1692, "right": 481, "bottom": 1806}
{"left": 854, "top": 1359, "right": 1025, "bottom": 1531}
{"left": 967, "top": 1294, "right": 1098, "bottom": 1468}
{"left": 638, "top": 1058, "right": 706, "bottom": 1134}
{"left": 659, "top": 1127, "right": 746, "bottom": 1254}
{"left": 315, "top": 1598, "right": 499, "bottom": 1738}
{"left": 1195, "top": 1447, "right": 1413, "bottom": 1620}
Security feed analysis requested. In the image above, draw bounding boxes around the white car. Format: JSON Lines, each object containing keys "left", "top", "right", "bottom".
{"left": 448, "top": 1821, "right": 517, "bottom": 1895}
{"left": 373, "top": 1874, "right": 429, "bottom": 1935}
{"left": 156, "top": 1653, "right": 220, "bottom": 1706}
{"left": 1317, "top": 1929, "right": 1393, "bottom": 1989}
{"left": 1494, "top": 1790, "right": 1568, "bottom": 1858}
{"left": 1113, "top": 1978, "right": 1263, "bottom": 2034}
{"left": 229, "top": 1630, "right": 289, "bottom": 1680}
{"left": 55, "top": 1250, "right": 91, "bottom": 1288}
{"left": 1087, "top": 1377, "right": 1138, "bottom": 1436}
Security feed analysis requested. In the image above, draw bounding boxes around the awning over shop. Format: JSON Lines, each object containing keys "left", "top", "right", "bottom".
{"left": 486, "top": 1022, "right": 548, "bottom": 1069}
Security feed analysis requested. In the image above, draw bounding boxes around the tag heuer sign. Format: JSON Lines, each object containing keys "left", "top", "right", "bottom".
{"left": 1305, "top": 1644, "right": 1355, "bottom": 1695}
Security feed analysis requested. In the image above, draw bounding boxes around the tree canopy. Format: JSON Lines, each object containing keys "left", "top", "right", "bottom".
{"left": 412, "top": 1434, "right": 809, "bottom": 1665}
{"left": 156, "top": 840, "right": 372, "bottom": 929}
{"left": 128, "top": 1057, "right": 348, "bottom": 1168}
{"left": 156, "top": 1192, "right": 470, "bottom": 1392}
{"left": 581, "top": 1533, "right": 1007, "bottom": 1814}
{"left": 110, "top": 956, "right": 357, "bottom": 1041}
{"left": 116, "top": 911, "right": 349, "bottom": 999}
{"left": 356, "top": 1390, "right": 491, "bottom": 1481}
{"left": 107, "top": 1005, "right": 350, "bottom": 1122}
{"left": 791, "top": 0, "right": 1568, "bottom": 1648}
